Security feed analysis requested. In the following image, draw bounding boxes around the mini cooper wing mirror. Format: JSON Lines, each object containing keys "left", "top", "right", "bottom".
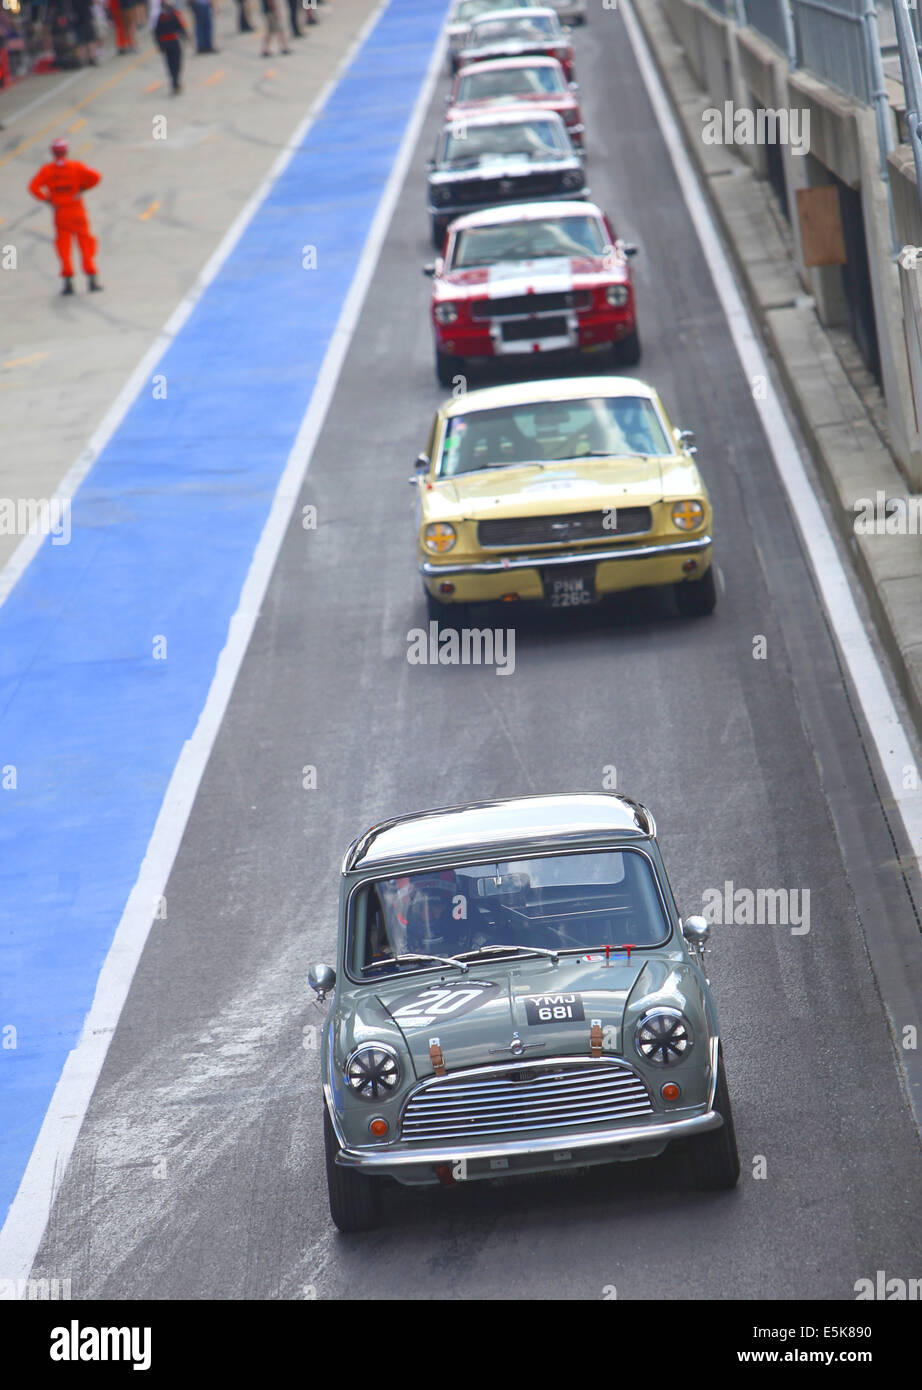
{"left": 682, "top": 916, "right": 711, "bottom": 951}
{"left": 423, "top": 262, "right": 436, "bottom": 277}
{"left": 569, "top": 80, "right": 580, "bottom": 92}
{"left": 308, "top": 963, "right": 336, "bottom": 1002}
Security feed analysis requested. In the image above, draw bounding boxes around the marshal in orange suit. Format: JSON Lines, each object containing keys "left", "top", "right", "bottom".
{"left": 28, "top": 138, "right": 103, "bottom": 296}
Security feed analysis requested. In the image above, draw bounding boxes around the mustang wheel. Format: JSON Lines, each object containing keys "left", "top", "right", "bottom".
{"left": 611, "top": 328, "right": 641, "bottom": 367}
{"left": 674, "top": 565, "right": 716, "bottom": 617}
{"left": 323, "top": 1105, "right": 382, "bottom": 1233}
{"left": 435, "top": 348, "right": 461, "bottom": 390}
{"left": 687, "top": 1047, "right": 740, "bottom": 1191}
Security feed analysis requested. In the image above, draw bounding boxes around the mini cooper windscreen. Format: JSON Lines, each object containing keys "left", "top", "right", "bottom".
{"left": 438, "top": 116, "right": 571, "bottom": 167}
{"left": 348, "top": 848, "right": 671, "bottom": 978}
{"left": 437, "top": 396, "right": 673, "bottom": 476}
{"left": 449, "top": 214, "right": 607, "bottom": 267}
{"left": 467, "top": 14, "right": 562, "bottom": 46}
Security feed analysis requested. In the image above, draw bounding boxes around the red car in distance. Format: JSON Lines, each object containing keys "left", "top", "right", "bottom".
{"left": 425, "top": 200, "right": 640, "bottom": 386}
{"left": 457, "top": 9, "right": 575, "bottom": 83}
{"left": 447, "top": 56, "right": 585, "bottom": 149}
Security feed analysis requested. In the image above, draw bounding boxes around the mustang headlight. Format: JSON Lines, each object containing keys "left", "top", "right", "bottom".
{"left": 671, "top": 499, "right": 705, "bottom": 531}
{"left": 434, "top": 303, "right": 459, "bottom": 325}
{"left": 431, "top": 184, "right": 452, "bottom": 207}
{"left": 561, "top": 170, "right": 584, "bottom": 190}
{"left": 634, "top": 1008, "right": 693, "bottom": 1065}
{"left": 605, "top": 285, "right": 630, "bottom": 307}
{"left": 345, "top": 1043, "right": 401, "bottom": 1100}
{"left": 424, "top": 522, "right": 457, "bottom": 553}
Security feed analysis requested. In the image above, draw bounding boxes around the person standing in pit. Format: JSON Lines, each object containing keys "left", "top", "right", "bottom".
{"left": 155, "top": 0, "right": 189, "bottom": 92}
{"left": 28, "top": 138, "right": 102, "bottom": 295}
{"left": 260, "top": 0, "right": 289, "bottom": 56}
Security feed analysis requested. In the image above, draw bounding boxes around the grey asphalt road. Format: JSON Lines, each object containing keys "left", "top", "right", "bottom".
{"left": 29, "top": 10, "right": 922, "bottom": 1299}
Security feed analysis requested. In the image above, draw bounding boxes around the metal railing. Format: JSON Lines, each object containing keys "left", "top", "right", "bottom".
{"left": 791, "top": 0, "right": 871, "bottom": 101}
{"left": 743, "top": 0, "right": 798, "bottom": 59}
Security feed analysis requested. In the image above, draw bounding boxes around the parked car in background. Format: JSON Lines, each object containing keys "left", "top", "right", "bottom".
{"left": 457, "top": 8, "right": 575, "bottom": 81}
{"left": 446, "top": 0, "right": 542, "bottom": 72}
{"left": 428, "top": 108, "right": 586, "bottom": 248}
{"left": 541, "top": 0, "right": 588, "bottom": 24}
{"left": 447, "top": 55, "right": 584, "bottom": 148}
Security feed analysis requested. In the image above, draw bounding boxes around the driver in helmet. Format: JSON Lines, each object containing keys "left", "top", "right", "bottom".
{"left": 404, "top": 877, "right": 471, "bottom": 958}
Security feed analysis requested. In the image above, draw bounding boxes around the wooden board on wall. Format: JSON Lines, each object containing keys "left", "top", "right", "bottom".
{"left": 797, "top": 186, "right": 847, "bottom": 268}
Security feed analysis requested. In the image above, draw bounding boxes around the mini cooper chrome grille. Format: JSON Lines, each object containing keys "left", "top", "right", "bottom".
{"left": 470, "top": 290, "right": 592, "bottom": 319}
{"left": 400, "top": 1060, "right": 654, "bottom": 1142}
{"left": 477, "top": 508, "right": 653, "bottom": 548}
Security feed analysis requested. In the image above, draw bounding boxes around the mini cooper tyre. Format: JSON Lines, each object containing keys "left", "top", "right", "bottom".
{"left": 324, "top": 1105, "right": 382, "bottom": 1233}
{"left": 687, "top": 1048, "right": 740, "bottom": 1191}
{"left": 611, "top": 328, "right": 641, "bottom": 368}
{"left": 674, "top": 564, "right": 716, "bottom": 617}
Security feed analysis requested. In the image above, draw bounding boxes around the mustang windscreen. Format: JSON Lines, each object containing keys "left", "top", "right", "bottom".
{"left": 470, "top": 16, "right": 558, "bottom": 43}
{"left": 439, "top": 119, "right": 568, "bottom": 165}
{"left": 450, "top": 216, "right": 606, "bottom": 268}
{"left": 457, "top": 65, "right": 566, "bottom": 101}
{"left": 455, "top": 0, "right": 519, "bottom": 22}
{"left": 439, "top": 397, "right": 672, "bottom": 476}
{"left": 349, "top": 850, "right": 670, "bottom": 975}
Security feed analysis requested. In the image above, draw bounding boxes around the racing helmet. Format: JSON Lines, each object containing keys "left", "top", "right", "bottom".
{"left": 404, "top": 878, "right": 470, "bottom": 957}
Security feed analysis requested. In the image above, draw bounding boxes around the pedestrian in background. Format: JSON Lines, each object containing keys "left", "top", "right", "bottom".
{"left": 260, "top": 0, "right": 288, "bottom": 57}
{"left": 118, "top": 0, "right": 140, "bottom": 50}
{"left": 235, "top": 0, "right": 254, "bottom": 30}
{"left": 28, "top": 137, "right": 102, "bottom": 295}
{"left": 73, "top": 0, "right": 99, "bottom": 64}
{"left": 154, "top": 0, "right": 188, "bottom": 92}
{"left": 285, "top": 0, "right": 303, "bottom": 39}
{"left": 189, "top": 0, "right": 217, "bottom": 52}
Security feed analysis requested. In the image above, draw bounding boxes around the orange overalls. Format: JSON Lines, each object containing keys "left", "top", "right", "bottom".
{"left": 28, "top": 158, "right": 101, "bottom": 278}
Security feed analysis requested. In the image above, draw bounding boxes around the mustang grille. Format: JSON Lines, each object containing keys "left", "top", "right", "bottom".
{"left": 477, "top": 508, "right": 653, "bottom": 548}
{"left": 447, "top": 173, "right": 564, "bottom": 205}
{"left": 400, "top": 1060, "right": 654, "bottom": 1142}
{"left": 471, "top": 290, "right": 592, "bottom": 319}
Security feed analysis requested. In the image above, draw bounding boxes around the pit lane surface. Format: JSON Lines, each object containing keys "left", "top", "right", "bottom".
{"left": 25, "top": 6, "right": 922, "bottom": 1298}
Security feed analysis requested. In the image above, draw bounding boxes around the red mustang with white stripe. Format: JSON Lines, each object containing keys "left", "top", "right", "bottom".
{"left": 425, "top": 201, "right": 640, "bottom": 387}
{"left": 447, "top": 56, "right": 585, "bottom": 149}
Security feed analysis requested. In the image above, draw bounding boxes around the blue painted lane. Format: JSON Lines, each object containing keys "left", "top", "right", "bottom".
{"left": 0, "top": 0, "right": 450, "bottom": 1223}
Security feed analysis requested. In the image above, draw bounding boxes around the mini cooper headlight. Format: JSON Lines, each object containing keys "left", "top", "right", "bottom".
{"left": 345, "top": 1043, "right": 401, "bottom": 1100}
{"left": 434, "top": 303, "right": 459, "bottom": 325}
{"left": 634, "top": 1008, "right": 693, "bottom": 1065}
{"left": 671, "top": 499, "right": 705, "bottom": 531}
{"left": 605, "top": 285, "right": 630, "bottom": 307}
{"left": 424, "top": 522, "right": 457, "bottom": 553}
{"left": 561, "top": 170, "right": 584, "bottom": 191}
{"left": 431, "top": 185, "right": 452, "bottom": 206}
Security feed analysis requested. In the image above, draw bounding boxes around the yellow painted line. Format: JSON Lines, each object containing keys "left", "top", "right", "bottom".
{"left": 145, "top": 80, "right": 162, "bottom": 94}
{"left": 204, "top": 68, "right": 225, "bottom": 86}
{"left": 2, "top": 352, "right": 49, "bottom": 370}
{"left": 0, "top": 48, "right": 153, "bottom": 171}
{"left": 138, "top": 200, "right": 160, "bottom": 222}
{"left": 264, "top": 68, "right": 276, "bottom": 78}
{"left": 74, "top": 141, "right": 93, "bottom": 157}
{"left": 69, "top": 117, "right": 87, "bottom": 134}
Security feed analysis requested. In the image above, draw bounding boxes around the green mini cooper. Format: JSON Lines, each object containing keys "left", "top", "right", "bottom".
{"left": 310, "top": 793, "right": 739, "bottom": 1232}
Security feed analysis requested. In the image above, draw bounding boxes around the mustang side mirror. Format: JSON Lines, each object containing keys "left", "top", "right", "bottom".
{"left": 423, "top": 263, "right": 436, "bottom": 277}
{"left": 308, "top": 963, "right": 336, "bottom": 1002}
{"left": 682, "top": 916, "right": 710, "bottom": 950}
{"left": 622, "top": 243, "right": 639, "bottom": 258}
{"left": 415, "top": 452, "right": 430, "bottom": 472}
{"left": 677, "top": 428, "right": 698, "bottom": 455}
{"left": 569, "top": 80, "right": 580, "bottom": 92}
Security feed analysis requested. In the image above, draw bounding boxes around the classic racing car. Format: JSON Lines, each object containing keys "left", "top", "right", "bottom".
{"left": 457, "top": 8, "right": 575, "bottom": 81}
{"left": 428, "top": 108, "right": 586, "bottom": 248}
{"left": 446, "top": 55, "right": 585, "bottom": 148}
{"left": 413, "top": 376, "right": 716, "bottom": 622}
{"left": 425, "top": 201, "right": 638, "bottom": 382}
{"left": 446, "top": 0, "right": 543, "bottom": 74}
{"left": 310, "top": 793, "right": 740, "bottom": 1232}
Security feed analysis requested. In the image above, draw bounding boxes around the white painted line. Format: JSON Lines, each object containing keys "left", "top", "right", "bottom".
{"left": 0, "top": 71, "right": 84, "bottom": 128}
{"left": 621, "top": 0, "right": 922, "bottom": 870}
{"left": 0, "top": 4, "right": 379, "bottom": 610}
{"left": 0, "top": 5, "right": 449, "bottom": 1291}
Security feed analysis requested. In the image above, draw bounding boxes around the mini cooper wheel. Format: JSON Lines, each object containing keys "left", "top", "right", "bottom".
{"left": 323, "top": 1105, "right": 382, "bottom": 1233}
{"left": 674, "top": 565, "right": 716, "bottom": 617}
{"left": 435, "top": 348, "right": 461, "bottom": 390}
{"left": 687, "top": 1047, "right": 740, "bottom": 1191}
{"left": 611, "top": 328, "right": 641, "bottom": 368}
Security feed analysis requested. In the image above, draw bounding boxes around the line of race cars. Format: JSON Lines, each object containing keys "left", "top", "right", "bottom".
{"left": 413, "top": 0, "right": 717, "bottom": 624}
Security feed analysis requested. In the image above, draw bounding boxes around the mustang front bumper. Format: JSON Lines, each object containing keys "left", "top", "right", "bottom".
{"left": 332, "top": 1109, "right": 722, "bottom": 1185}
{"left": 420, "top": 534, "right": 712, "bottom": 603}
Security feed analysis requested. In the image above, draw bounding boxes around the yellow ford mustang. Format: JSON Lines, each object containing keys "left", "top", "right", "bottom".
{"left": 414, "top": 376, "right": 715, "bottom": 621}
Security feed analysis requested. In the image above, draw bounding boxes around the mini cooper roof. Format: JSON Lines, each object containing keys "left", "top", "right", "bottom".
{"left": 446, "top": 199, "right": 602, "bottom": 232}
{"left": 343, "top": 793, "right": 656, "bottom": 873}
{"left": 467, "top": 7, "right": 560, "bottom": 26}
{"left": 438, "top": 374, "right": 656, "bottom": 418}
{"left": 439, "top": 105, "right": 568, "bottom": 132}
{"left": 456, "top": 54, "right": 566, "bottom": 72}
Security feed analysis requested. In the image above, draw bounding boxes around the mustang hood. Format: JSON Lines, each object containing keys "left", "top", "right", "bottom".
{"left": 376, "top": 955, "right": 658, "bottom": 1077}
{"left": 442, "top": 255, "right": 620, "bottom": 296}
{"left": 428, "top": 457, "right": 666, "bottom": 520}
